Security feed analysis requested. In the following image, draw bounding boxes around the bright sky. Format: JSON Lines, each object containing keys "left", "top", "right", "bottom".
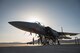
{"left": 0, "top": 0, "right": 80, "bottom": 43}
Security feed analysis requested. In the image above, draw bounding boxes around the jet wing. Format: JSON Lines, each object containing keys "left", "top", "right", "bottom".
{"left": 58, "top": 32, "right": 79, "bottom": 36}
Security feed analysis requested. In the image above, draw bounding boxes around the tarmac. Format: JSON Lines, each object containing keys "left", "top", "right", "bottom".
{"left": 0, "top": 44, "right": 80, "bottom": 53}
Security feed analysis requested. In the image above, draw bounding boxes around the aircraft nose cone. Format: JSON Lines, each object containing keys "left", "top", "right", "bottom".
{"left": 8, "top": 21, "right": 24, "bottom": 27}
{"left": 8, "top": 21, "right": 36, "bottom": 32}
{"left": 8, "top": 21, "right": 18, "bottom": 26}
{"left": 8, "top": 22, "right": 13, "bottom": 25}
{"left": 8, "top": 21, "right": 28, "bottom": 31}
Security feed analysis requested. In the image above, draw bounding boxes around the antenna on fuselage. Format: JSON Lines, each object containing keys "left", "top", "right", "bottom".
{"left": 61, "top": 27, "right": 65, "bottom": 38}
{"left": 61, "top": 27, "right": 63, "bottom": 33}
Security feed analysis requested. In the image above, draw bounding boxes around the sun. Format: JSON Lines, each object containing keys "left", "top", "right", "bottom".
{"left": 27, "top": 16, "right": 40, "bottom": 22}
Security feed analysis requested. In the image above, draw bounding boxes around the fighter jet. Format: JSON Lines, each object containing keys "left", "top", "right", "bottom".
{"left": 8, "top": 21, "right": 79, "bottom": 45}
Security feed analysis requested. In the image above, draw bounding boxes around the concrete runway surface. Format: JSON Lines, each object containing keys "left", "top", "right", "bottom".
{"left": 0, "top": 44, "right": 80, "bottom": 53}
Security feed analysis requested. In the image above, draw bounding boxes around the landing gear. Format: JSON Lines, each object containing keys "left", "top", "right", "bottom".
{"left": 38, "top": 35, "right": 60, "bottom": 45}
{"left": 57, "top": 40, "right": 60, "bottom": 45}
{"left": 51, "top": 38, "right": 60, "bottom": 45}
{"left": 56, "top": 39, "right": 60, "bottom": 45}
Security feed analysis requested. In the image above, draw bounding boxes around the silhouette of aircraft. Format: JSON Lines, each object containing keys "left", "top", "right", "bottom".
{"left": 8, "top": 21, "right": 79, "bottom": 45}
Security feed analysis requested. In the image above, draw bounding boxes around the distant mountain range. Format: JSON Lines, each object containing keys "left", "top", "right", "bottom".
{"left": 27, "top": 39, "right": 80, "bottom": 44}
{"left": 0, "top": 42, "right": 26, "bottom": 44}
{"left": 0, "top": 39, "right": 80, "bottom": 44}
{"left": 60, "top": 39, "right": 80, "bottom": 44}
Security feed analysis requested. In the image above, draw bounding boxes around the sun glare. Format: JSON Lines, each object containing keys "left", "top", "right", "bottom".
{"left": 28, "top": 18, "right": 38, "bottom": 22}
{"left": 27, "top": 16, "right": 41, "bottom": 22}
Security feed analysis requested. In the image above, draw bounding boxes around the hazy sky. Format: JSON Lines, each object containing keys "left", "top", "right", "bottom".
{"left": 0, "top": 0, "right": 80, "bottom": 43}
